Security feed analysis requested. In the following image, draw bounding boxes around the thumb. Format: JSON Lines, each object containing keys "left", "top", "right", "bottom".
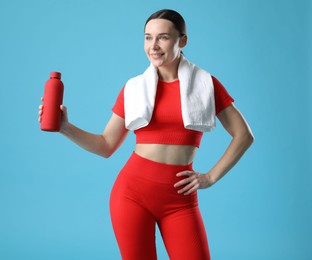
{"left": 60, "top": 105, "right": 67, "bottom": 112}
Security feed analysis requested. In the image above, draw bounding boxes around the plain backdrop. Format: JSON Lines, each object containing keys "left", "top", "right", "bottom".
{"left": 0, "top": 0, "right": 311, "bottom": 259}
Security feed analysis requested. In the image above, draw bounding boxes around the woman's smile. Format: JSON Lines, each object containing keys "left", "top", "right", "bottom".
{"left": 150, "top": 52, "right": 164, "bottom": 59}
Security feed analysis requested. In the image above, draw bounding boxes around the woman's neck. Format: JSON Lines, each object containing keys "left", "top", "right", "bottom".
{"left": 157, "top": 57, "right": 180, "bottom": 82}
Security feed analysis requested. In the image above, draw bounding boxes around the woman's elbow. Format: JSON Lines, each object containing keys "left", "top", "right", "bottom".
{"left": 233, "top": 128, "right": 254, "bottom": 148}
{"left": 98, "top": 136, "right": 116, "bottom": 158}
{"left": 248, "top": 132, "right": 255, "bottom": 146}
{"left": 244, "top": 129, "right": 255, "bottom": 147}
{"left": 100, "top": 147, "right": 116, "bottom": 158}
{"left": 101, "top": 152, "right": 112, "bottom": 159}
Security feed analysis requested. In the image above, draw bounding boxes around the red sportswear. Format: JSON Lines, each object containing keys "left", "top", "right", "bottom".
{"left": 112, "top": 76, "right": 234, "bottom": 147}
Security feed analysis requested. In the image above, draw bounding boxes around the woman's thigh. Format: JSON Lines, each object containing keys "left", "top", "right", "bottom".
{"left": 110, "top": 184, "right": 157, "bottom": 260}
{"left": 159, "top": 206, "right": 210, "bottom": 260}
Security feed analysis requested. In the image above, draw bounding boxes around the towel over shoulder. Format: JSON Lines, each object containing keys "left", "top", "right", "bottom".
{"left": 124, "top": 56, "right": 216, "bottom": 132}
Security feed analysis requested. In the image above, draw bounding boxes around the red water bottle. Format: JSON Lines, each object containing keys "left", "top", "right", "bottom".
{"left": 41, "top": 72, "right": 64, "bottom": 132}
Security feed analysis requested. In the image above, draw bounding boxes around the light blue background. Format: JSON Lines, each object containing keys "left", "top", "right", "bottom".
{"left": 0, "top": 0, "right": 311, "bottom": 259}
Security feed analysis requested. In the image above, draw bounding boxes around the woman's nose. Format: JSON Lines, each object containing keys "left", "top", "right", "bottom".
{"left": 151, "top": 39, "right": 160, "bottom": 50}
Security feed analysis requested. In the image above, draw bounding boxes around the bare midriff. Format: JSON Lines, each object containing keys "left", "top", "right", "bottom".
{"left": 135, "top": 143, "right": 197, "bottom": 165}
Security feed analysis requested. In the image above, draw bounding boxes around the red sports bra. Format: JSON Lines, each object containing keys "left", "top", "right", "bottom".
{"left": 112, "top": 76, "right": 234, "bottom": 147}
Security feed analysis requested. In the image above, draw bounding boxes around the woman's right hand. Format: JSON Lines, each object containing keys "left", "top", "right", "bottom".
{"left": 38, "top": 98, "right": 69, "bottom": 132}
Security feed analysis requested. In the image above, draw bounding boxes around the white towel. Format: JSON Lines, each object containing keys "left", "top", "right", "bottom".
{"left": 124, "top": 55, "right": 216, "bottom": 132}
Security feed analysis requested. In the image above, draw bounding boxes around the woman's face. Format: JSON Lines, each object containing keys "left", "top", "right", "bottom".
{"left": 144, "top": 19, "right": 186, "bottom": 68}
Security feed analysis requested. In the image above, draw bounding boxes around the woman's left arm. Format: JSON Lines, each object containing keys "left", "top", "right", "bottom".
{"left": 174, "top": 104, "right": 254, "bottom": 195}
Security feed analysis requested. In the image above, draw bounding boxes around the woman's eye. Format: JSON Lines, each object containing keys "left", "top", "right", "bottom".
{"left": 145, "top": 36, "right": 152, "bottom": 41}
{"left": 159, "top": 36, "right": 169, "bottom": 40}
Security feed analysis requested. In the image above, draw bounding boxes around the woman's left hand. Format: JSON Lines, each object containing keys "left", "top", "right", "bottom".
{"left": 174, "top": 171, "right": 213, "bottom": 195}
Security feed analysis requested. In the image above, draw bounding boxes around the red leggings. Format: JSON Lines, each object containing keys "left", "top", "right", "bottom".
{"left": 110, "top": 152, "right": 210, "bottom": 260}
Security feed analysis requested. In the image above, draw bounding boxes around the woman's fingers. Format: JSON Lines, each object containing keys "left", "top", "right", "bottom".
{"left": 174, "top": 171, "right": 194, "bottom": 187}
{"left": 38, "top": 102, "right": 43, "bottom": 122}
{"left": 174, "top": 171, "right": 201, "bottom": 195}
{"left": 177, "top": 180, "right": 199, "bottom": 195}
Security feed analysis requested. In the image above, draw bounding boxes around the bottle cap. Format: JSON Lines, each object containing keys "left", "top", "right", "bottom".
{"left": 50, "top": 72, "right": 61, "bottom": 79}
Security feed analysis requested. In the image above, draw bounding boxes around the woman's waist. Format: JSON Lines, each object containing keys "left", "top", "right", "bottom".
{"left": 134, "top": 129, "right": 203, "bottom": 148}
{"left": 134, "top": 143, "right": 197, "bottom": 166}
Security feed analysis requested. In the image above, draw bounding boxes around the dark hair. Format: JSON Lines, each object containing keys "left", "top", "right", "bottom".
{"left": 144, "top": 9, "right": 186, "bottom": 36}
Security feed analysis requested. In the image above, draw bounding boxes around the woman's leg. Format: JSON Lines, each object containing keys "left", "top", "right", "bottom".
{"left": 159, "top": 204, "right": 210, "bottom": 260}
{"left": 110, "top": 154, "right": 158, "bottom": 260}
{"left": 110, "top": 193, "right": 157, "bottom": 260}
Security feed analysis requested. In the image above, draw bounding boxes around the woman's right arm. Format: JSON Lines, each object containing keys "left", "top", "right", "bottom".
{"left": 39, "top": 104, "right": 129, "bottom": 158}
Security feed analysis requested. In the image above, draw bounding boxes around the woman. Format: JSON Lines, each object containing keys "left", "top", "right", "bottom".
{"left": 39, "top": 9, "right": 254, "bottom": 260}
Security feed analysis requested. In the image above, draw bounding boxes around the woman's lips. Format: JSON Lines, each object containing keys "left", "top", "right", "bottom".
{"left": 150, "top": 53, "right": 164, "bottom": 58}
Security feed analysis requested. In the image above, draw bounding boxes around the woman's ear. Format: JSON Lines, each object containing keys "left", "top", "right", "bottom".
{"left": 179, "top": 35, "right": 188, "bottom": 48}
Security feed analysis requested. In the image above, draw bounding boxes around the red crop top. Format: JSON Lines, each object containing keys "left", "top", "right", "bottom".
{"left": 112, "top": 76, "right": 234, "bottom": 147}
